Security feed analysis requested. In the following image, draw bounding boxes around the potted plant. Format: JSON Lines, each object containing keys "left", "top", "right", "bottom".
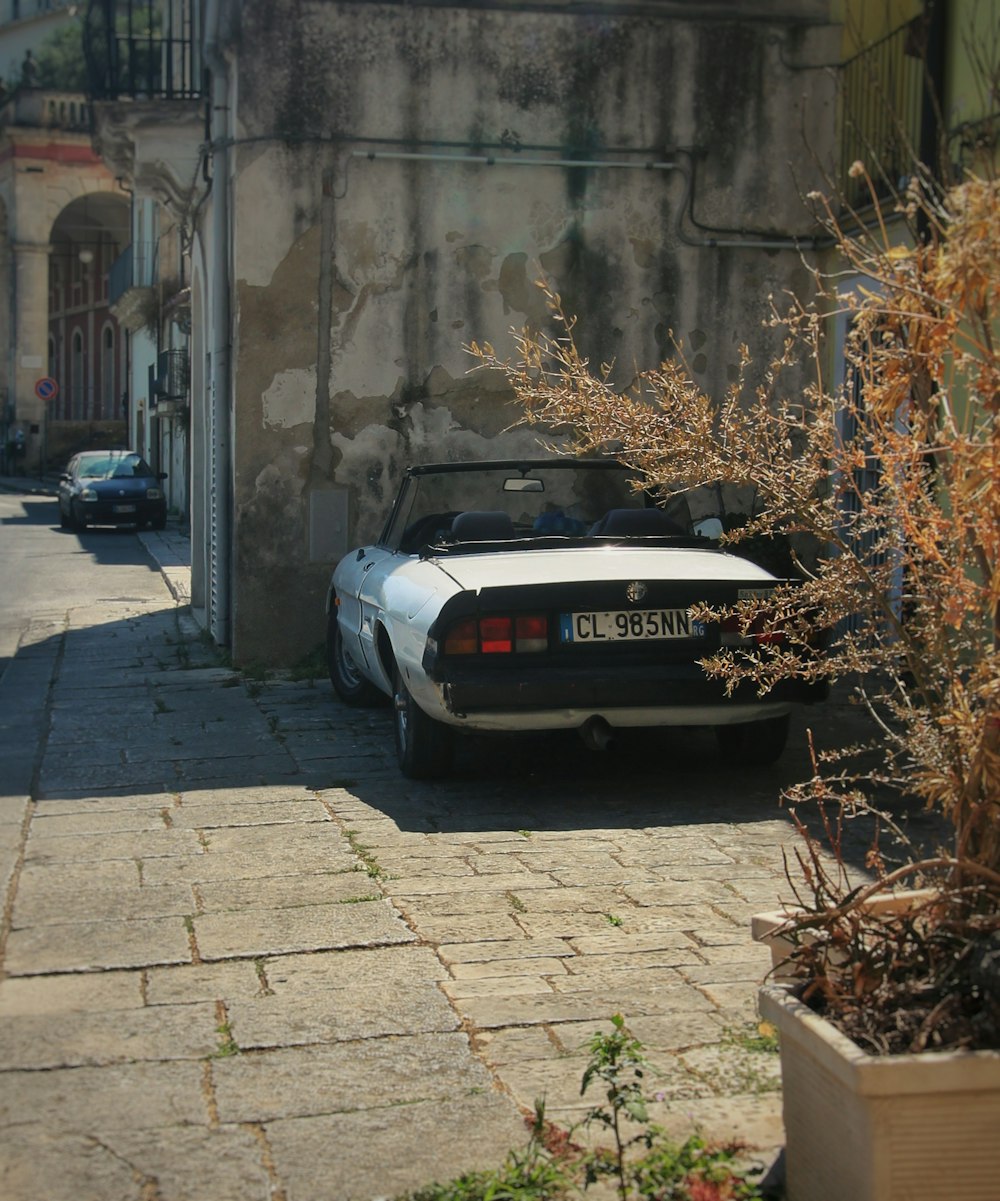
{"left": 471, "top": 157, "right": 1000, "bottom": 1200}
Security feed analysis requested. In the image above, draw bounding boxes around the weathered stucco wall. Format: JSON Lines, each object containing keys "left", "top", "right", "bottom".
{"left": 226, "top": 0, "right": 838, "bottom": 665}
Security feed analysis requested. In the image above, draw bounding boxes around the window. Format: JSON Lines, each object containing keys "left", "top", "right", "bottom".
{"left": 71, "top": 330, "right": 84, "bottom": 419}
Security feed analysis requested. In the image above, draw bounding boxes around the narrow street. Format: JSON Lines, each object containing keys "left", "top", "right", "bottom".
{"left": 0, "top": 486, "right": 939, "bottom": 1200}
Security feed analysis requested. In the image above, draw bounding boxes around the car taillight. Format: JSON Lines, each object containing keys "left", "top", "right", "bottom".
{"left": 444, "top": 618, "right": 478, "bottom": 655}
{"left": 515, "top": 615, "right": 548, "bottom": 653}
{"left": 480, "top": 616, "right": 513, "bottom": 654}
{"left": 721, "top": 614, "right": 786, "bottom": 647}
{"left": 443, "top": 615, "right": 548, "bottom": 655}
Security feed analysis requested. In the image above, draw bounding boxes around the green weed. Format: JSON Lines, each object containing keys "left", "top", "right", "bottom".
{"left": 287, "top": 643, "right": 327, "bottom": 683}
{"left": 393, "top": 1017, "right": 768, "bottom": 1201}
{"left": 213, "top": 1020, "right": 239, "bottom": 1058}
{"left": 346, "top": 830, "right": 387, "bottom": 881}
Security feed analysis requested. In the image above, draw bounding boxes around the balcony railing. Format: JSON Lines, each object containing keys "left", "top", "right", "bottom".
{"left": 839, "top": 15, "right": 944, "bottom": 208}
{"left": 0, "top": 90, "right": 91, "bottom": 132}
{"left": 85, "top": 0, "right": 203, "bottom": 102}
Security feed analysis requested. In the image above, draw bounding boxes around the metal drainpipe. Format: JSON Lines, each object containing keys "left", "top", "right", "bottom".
{"left": 204, "top": 0, "right": 232, "bottom": 647}
{"left": 351, "top": 149, "right": 823, "bottom": 253}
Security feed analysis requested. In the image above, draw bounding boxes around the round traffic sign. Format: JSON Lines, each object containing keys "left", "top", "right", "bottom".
{"left": 35, "top": 376, "right": 58, "bottom": 401}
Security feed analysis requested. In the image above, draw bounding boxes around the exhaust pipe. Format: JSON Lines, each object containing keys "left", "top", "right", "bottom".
{"left": 580, "top": 715, "right": 616, "bottom": 752}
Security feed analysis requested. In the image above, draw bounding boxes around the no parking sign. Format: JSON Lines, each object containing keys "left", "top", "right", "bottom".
{"left": 35, "top": 377, "right": 58, "bottom": 402}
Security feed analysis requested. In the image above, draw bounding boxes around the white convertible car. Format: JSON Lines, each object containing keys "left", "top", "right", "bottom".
{"left": 327, "top": 458, "right": 825, "bottom": 778}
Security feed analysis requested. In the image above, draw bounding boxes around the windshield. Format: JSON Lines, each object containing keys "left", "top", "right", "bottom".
{"left": 76, "top": 452, "right": 155, "bottom": 480}
{"left": 383, "top": 461, "right": 692, "bottom": 553}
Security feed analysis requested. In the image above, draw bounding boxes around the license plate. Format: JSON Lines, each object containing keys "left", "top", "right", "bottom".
{"left": 113, "top": 504, "right": 136, "bottom": 514}
{"left": 560, "top": 609, "right": 705, "bottom": 642}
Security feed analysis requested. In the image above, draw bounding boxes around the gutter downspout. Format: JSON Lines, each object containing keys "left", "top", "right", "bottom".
{"left": 204, "top": 0, "right": 232, "bottom": 647}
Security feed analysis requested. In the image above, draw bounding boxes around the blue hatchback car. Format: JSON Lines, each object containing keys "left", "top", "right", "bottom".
{"left": 58, "top": 450, "right": 168, "bottom": 532}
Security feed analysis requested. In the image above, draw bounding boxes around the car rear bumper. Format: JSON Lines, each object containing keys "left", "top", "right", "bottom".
{"left": 80, "top": 500, "right": 166, "bottom": 525}
{"left": 432, "top": 664, "right": 825, "bottom": 730}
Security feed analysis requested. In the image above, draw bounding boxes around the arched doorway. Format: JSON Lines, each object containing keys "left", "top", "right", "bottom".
{"left": 47, "top": 192, "right": 129, "bottom": 464}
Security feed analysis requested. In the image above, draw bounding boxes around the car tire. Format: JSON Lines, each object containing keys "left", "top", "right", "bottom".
{"left": 151, "top": 515, "right": 167, "bottom": 531}
{"left": 393, "top": 667, "right": 455, "bottom": 779}
{"left": 328, "top": 611, "right": 383, "bottom": 706}
{"left": 714, "top": 713, "right": 790, "bottom": 766}
{"left": 70, "top": 504, "right": 87, "bottom": 532}
{"left": 58, "top": 503, "right": 68, "bottom": 529}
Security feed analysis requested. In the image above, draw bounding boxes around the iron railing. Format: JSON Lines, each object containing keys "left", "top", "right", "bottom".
{"left": 85, "top": 0, "right": 202, "bottom": 102}
{"left": 839, "top": 12, "right": 944, "bottom": 208}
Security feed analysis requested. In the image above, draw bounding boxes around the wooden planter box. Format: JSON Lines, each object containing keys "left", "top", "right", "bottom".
{"left": 751, "top": 889, "right": 939, "bottom": 982}
{"left": 759, "top": 984, "right": 1000, "bottom": 1201}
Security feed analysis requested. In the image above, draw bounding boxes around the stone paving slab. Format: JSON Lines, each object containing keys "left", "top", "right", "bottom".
{"left": 0, "top": 1002, "right": 220, "bottom": 1068}
{"left": 192, "top": 897, "right": 414, "bottom": 960}
{"left": 227, "top": 978, "right": 460, "bottom": 1048}
{"left": 6, "top": 915, "right": 193, "bottom": 974}
{"left": 24, "top": 827, "right": 203, "bottom": 864}
{"left": 194, "top": 869, "right": 383, "bottom": 912}
{"left": 0, "top": 1125, "right": 274, "bottom": 1201}
{"left": 0, "top": 970, "right": 144, "bottom": 1016}
{"left": 11, "top": 881, "right": 193, "bottom": 925}
{"left": 212, "top": 1030, "right": 495, "bottom": 1123}
{"left": 0, "top": 1060, "right": 209, "bottom": 1131}
{"left": 139, "top": 847, "right": 356, "bottom": 885}
{"left": 264, "top": 1091, "right": 528, "bottom": 1201}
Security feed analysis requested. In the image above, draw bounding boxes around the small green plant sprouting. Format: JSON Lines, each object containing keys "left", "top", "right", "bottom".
{"left": 506, "top": 890, "right": 528, "bottom": 914}
{"left": 253, "top": 959, "right": 275, "bottom": 997}
{"left": 392, "top": 1020, "right": 766, "bottom": 1201}
{"left": 153, "top": 696, "right": 171, "bottom": 714}
{"left": 517, "top": 829, "right": 533, "bottom": 839}
{"left": 213, "top": 1020, "right": 239, "bottom": 1058}
{"left": 245, "top": 681, "right": 262, "bottom": 699}
{"left": 288, "top": 643, "right": 326, "bottom": 684}
{"left": 402, "top": 1101, "right": 574, "bottom": 1201}
{"left": 726, "top": 1020, "right": 780, "bottom": 1055}
{"left": 580, "top": 1014, "right": 653, "bottom": 1200}
{"left": 346, "top": 830, "right": 387, "bottom": 881}
{"left": 604, "top": 913, "right": 624, "bottom": 928}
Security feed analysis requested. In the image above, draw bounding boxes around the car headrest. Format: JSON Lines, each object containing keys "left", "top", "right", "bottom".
{"left": 590, "top": 508, "right": 686, "bottom": 537}
{"left": 450, "top": 511, "right": 517, "bottom": 541}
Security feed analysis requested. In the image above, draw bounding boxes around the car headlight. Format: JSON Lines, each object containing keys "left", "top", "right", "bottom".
{"left": 145, "top": 488, "right": 162, "bottom": 499}
{"left": 80, "top": 488, "right": 98, "bottom": 501}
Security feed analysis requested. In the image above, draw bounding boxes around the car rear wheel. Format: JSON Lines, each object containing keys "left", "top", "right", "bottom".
{"left": 328, "top": 611, "right": 382, "bottom": 706}
{"left": 393, "top": 667, "right": 455, "bottom": 779}
{"left": 714, "top": 713, "right": 790, "bottom": 766}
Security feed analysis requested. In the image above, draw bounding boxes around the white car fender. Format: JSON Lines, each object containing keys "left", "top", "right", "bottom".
{"left": 379, "top": 563, "right": 455, "bottom": 699}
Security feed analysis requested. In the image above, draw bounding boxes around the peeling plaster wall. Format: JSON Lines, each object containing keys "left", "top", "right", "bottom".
{"left": 226, "top": 0, "right": 838, "bottom": 665}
